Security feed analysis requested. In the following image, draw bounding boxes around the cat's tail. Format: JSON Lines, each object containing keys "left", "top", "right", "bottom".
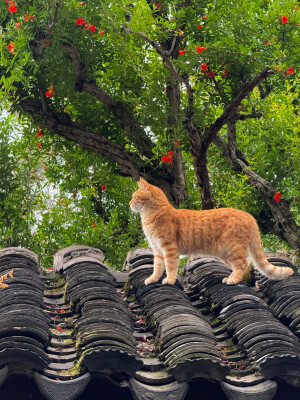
{"left": 248, "top": 223, "right": 294, "bottom": 280}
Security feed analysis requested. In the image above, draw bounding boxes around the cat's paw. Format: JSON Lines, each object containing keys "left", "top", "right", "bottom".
{"left": 225, "top": 277, "right": 240, "bottom": 285}
{"left": 162, "top": 277, "right": 176, "bottom": 285}
{"left": 144, "top": 276, "right": 156, "bottom": 285}
{"left": 222, "top": 277, "right": 229, "bottom": 284}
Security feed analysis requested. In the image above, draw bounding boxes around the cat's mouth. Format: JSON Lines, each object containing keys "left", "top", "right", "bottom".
{"left": 129, "top": 202, "right": 139, "bottom": 213}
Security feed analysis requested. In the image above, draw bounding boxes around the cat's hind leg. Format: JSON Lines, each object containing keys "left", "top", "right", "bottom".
{"left": 222, "top": 253, "right": 248, "bottom": 285}
{"left": 144, "top": 253, "right": 165, "bottom": 285}
{"left": 222, "top": 272, "right": 242, "bottom": 285}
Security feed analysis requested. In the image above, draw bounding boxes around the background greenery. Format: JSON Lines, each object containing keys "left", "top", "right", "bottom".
{"left": 0, "top": 0, "right": 299, "bottom": 269}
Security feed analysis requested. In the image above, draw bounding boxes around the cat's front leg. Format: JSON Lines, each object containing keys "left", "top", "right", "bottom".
{"left": 162, "top": 247, "right": 179, "bottom": 285}
{"left": 144, "top": 253, "right": 165, "bottom": 285}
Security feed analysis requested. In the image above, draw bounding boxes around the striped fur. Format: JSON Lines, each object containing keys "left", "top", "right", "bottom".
{"left": 129, "top": 178, "right": 294, "bottom": 285}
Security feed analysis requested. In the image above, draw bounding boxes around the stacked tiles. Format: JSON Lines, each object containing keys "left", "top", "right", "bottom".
{"left": 0, "top": 248, "right": 51, "bottom": 371}
{"left": 128, "top": 253, "right": 230, "bottom": 383}
{"left": 255, "top": 256, "right": 300, "bottom": 338}
{"left": 185, "top": 257, "right": 300, "bottom": 382}
{"left": 63, "top": 257, "right": 142, "bottom": 375}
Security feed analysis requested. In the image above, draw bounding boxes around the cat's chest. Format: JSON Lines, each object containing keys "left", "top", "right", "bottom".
{"left": 141, "top": 221, "right": 156, "bottom": 239}
{"left": 141, "top": 217, "right": 173, "bottom": 245}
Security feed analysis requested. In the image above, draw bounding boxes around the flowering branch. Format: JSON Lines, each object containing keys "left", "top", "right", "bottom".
{"left": 133, "top": 30, "right": 270, "bottom": 146}
{"left": 130, "top": 29, "right": 274, "bottom": 209}
{"left": 14, "top": 95, "right": 140, "bottom": 179}
{"left": 31, "top": 0, "right": 62, "bottom": 56}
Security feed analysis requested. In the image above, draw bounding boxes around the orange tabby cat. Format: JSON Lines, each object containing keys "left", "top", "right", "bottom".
{"left": 129, "top": 178, "right": 294, "bottom": 285}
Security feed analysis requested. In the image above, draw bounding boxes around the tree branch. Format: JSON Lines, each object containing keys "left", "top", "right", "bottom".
{"left": 229, "top": 112, "right": 261, "bottom": 122}
{"left": 201, "top": 67, "right": 273, "bottom": 153}
{"left": 30, "top": 0, "right": 61, "bottom": 57}
{"left": 214, "top": 127, "right": 300, "bottom": 249}
{"left": 165, "top": 33, "right": 179, "bottom": 57}
{"left": 63, "top": 43, "right": 156, "bottom": 161}
{"left": 130, "top": 30, "right": 184, "bottom": 82}
{"left": 15, "top": 96, "right": 140, "bottom": 179}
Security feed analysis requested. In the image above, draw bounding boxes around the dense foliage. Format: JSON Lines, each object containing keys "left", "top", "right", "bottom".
{"left": 0, "top": 0, "right": 299, "bottom": 268}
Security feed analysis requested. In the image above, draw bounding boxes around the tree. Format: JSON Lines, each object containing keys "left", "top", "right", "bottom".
{"left": 0, "top": 110, "right": 147, "bottom": 268}
{"left": 0, "top": 0, "right": 299, "bottom": 252}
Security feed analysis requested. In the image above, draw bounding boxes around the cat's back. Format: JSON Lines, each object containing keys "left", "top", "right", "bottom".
{"left": 174, "top": 207, "right": 256, "bottom": 254}
{"left": 176, "top": 207, "right": 254, "bottom": 224}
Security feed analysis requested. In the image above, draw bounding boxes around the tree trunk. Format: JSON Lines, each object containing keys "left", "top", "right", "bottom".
{"left": 190, "top": 144, "right": 215, "bottom": 210}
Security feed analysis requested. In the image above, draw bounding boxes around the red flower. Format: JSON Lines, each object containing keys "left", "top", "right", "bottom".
{"left": 178, "top": 50, "right": 187, "bottom": 55}
{"left": 83, "top": 21, "right": 91, "bottom": 30}
{"left": 208, "top": 70, "right": 215, "bottom": 78}
{"left": 29, "top": 15, "right": 35, "bottom": 21}
{"left": 36, "top": 129, "right": 43, "bottom": 137}
{"left": 24, "top": 14, "right": 28, "bottom": 21}
{"left": 264, "top": 40, "right": 271, "bottom": 45}
{"left": 101, "top": 185, "right": 107, "bottom": 190}
{"left": 196, "top": 46, "right": 207, "bottom": 54}
{"left": 174, "top": 140, "right": 180, "bottom": 146}
{"left": 167, "top": 151, "right": 173, "bottom": 156}
{"left": 285, "top": 67, "right": 294, "bottom": 76}
{"left": 60, "top": 309, "right": 65, "bottom": 314}
{"left": 7, "top": 43, "right": 15, "bottom": 54}
{"left": 155, "top": 2, "right": 162, "bottom": 10}
{"left": 15, "top": 22, "right": 21, "bottom": 30}
{"left": 89, "top": 25, "right": 96, "bottom": 33}
{"left": 45, "top": 85, "right": 56, "bottom": 98}
{"left": 198, "top": 25, "right": 203, "bottom": 29}
{"left": 161, "top": 156, "right": 172, "bottom": 163}
{"left": 99, "top": 30, "right": 105, "bottom": 35}
{"left": 274, "top": 192, "right": 282, "bottom": 203}
{"left": 45, "top": 40, "right": 51, "bottom": 46}
{"left": 281, "top": 16, "right": 289, "bottom": 24}
{"left": 92, "top": 222, "right": 97, "bottom": 227}
{"left": 8, "top": 1, "right": 17, "bottom": 13}
{"left": 76, "top": 18, "right": 84, "bottom": 25}
{"left": 37, "top": 142, "right": 42, "bottom": 148}
{"left": 56, "top": 326, "right": 63, "bottom": 331}
{"left": 200, "top": 63, "right": 208, "bottom": 71}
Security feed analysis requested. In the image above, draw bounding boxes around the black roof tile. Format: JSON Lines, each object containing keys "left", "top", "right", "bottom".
{"left": 0, "top": 246, "right": 299, "bottom": 399}
{"left": 183, "top": 253, "right": 300, "bottom": 393}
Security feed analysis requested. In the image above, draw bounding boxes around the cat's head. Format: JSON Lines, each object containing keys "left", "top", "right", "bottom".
{"left": 129, "top": 178, "right": 168, "bottom": 213}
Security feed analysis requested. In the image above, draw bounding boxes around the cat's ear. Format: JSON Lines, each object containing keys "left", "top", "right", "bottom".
{"left": 138, "top": 178, "right": 149, "bottom": 191}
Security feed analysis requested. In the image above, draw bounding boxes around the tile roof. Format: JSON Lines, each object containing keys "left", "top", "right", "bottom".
{"left": 0, "top": 246, "right": 299, "bottom": 399}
